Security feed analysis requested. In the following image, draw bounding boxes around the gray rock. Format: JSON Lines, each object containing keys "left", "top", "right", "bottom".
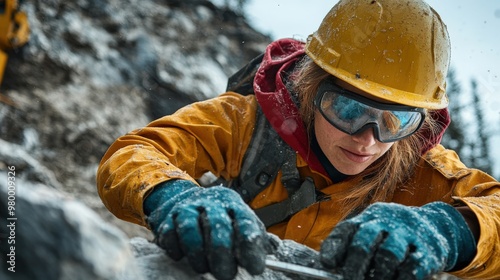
{"left": 0, "top": 178, "right": 142, "bottom": 280}
{"left": 0, "top": 0, "right": 271, "bottom": 240}
{"left": 130, "top": 236, "right": 301, "bottom": 280}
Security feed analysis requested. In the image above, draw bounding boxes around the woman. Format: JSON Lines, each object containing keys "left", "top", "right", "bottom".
{"left": 97, "top": 0, "right": 500, "bottom": 279}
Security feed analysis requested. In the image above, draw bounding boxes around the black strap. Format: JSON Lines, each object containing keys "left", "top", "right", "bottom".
{"left": 228, "top": 106, "right": 286, "bottom": 202}
{"left": 280, "top": 146, "right": 301, "bottom": 194}
{"left": 226, "top": 53, "right": 264, "bottom": 95}
{"left": 255, "top": 177, "right": 325, "bottom": 227}
{"left": 225, "top": 53, "right": 329, "bottom": 227}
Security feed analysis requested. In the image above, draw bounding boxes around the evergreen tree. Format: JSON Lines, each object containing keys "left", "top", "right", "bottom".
{"left": 441, "top": 70, "right": 496, "bottom": 178}
{"left": 470, "top": 79, "right": 494, "bottom": 175}
{"left": 441, "top": 68, "right": 467, "bottom": 156}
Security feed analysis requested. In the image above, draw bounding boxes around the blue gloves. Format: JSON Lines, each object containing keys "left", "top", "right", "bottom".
{"left": 144, "top": 180, "right": 268, "bottom": 280}
{"left": 320, "top": 202, "right": 476, "bottom": 280}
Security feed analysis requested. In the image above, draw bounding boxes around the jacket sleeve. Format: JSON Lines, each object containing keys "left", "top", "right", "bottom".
{"left": 96, "top": 92, "right": 257, "bottom": 225}
{"left": 418, "top": 145, "right": 500, "bottom": 279}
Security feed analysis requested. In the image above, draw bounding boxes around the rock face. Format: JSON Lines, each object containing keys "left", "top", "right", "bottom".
{"left": 0, "top": 178, "right": 142, "bottom": 280}
{"left": 0, "top": 0, "right": 270, "bottom": 238}
{"left": 0, "top": 0, "right": 286, "bottom": 278}
{"left": 129, "top": 237, "right": 298, "bottom": 280}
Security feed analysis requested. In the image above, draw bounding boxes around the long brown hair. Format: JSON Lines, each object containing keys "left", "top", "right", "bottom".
{"left": 291, "top": 56, "right": 441, "bottom": 219}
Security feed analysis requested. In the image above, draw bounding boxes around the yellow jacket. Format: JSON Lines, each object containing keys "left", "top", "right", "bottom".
{"left": 97, "top": 91, "right": 500, "bottom": 279}
{"left": 97, "top": 40, "right": 500, "bottom": 279}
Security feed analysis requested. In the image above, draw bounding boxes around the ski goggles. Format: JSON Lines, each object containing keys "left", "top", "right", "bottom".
{"left": 314, "top": 80, "right": 425, "bottom": 143}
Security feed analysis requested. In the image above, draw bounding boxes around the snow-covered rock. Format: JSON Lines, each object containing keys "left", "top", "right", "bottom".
{"left": 0, "top": 0, "right": 274, "bottom": 278}
{"left": 0, "top": 0, "right": 270, "bottom": 238}
{"left": 0, "top": 177, "right": 142, "bottom": 280}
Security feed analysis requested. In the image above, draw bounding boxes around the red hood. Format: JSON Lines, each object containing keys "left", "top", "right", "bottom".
{"left": 253, "top": 38, "right": 327, "bottom": 174}
{"left": 253, "top": 39, "right": 449, "bottom": 176}
{"left": 421, "top": 109, "right": 450, "bottom": 155}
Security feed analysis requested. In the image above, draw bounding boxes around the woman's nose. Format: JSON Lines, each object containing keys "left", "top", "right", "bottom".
{"left": 351, "top": 127, "right": 377, "bottom": 146}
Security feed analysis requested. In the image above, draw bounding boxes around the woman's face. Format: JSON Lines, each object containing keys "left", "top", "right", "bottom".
{"left": 313, "top": 80, "right": 394, "bottom": 175}
{"left": 314, "top": 112, "right": 394, "bottom": 175}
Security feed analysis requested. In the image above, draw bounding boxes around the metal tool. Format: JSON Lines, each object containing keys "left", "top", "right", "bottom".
{"left": 265, "top": 257, "right": 343, "bottom": 280}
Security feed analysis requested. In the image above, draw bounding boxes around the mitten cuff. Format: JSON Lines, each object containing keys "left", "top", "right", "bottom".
{"left": 423, "top": 202, "right": 477, "bottom": 270}
{"left": 143, "top": 179, "right": 197, "bottom": 215}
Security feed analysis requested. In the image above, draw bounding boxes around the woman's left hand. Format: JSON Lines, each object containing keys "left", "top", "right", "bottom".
{"left": 319, "top": 202, "right": 476, "bottom": 280}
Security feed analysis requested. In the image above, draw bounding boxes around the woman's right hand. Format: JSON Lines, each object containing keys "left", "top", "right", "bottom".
{"left": 144, "top": 180, "right": 269, "bottom": 280}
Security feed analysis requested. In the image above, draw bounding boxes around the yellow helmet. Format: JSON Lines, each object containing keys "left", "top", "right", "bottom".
{"left": 305, "top": 0, "right": 451, "bottom": 109}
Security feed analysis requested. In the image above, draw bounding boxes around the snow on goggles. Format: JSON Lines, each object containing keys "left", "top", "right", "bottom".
{"left": 314, "top": 80, "right": 425, "bottom": 143}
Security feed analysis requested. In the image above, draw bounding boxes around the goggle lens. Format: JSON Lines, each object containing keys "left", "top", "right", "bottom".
{"left": 315, "top": 81, "right": 425, "bottom": 142}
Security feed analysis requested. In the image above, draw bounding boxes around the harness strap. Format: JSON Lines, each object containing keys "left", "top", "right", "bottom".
{"left": 255, "top": 177, "right": 318, "bottom": 227}
{"left": 226, "top": 53, "right": 264, "bottom": 96}
{"left": 280, "top": 147, "right": 301, "bottom": 194}
{"left": 227, "top": 106, "right": 286, "bottom": 202}
{"left": 225, "top": 53, "right": 329, "bottom": 227}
